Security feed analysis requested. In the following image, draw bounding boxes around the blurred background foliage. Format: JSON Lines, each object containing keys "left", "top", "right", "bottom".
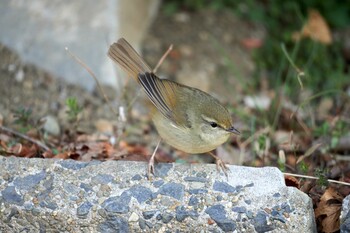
{"left": 163, "top": 0, "right": 350, "bottom": 98}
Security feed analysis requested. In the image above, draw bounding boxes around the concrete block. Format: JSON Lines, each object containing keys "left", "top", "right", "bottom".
{"left": 0, "top": 156, "right": 316, "bottom": 232}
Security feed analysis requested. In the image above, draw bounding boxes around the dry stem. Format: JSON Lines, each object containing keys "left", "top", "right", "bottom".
{"left": 65, "top": 47, "right": 119, "bottom": 117}
{"left": 284, "top": 172, "right": 350, "bottom": 186}
{"left": 0, "top": 126, "right": 50, "bottom": 151}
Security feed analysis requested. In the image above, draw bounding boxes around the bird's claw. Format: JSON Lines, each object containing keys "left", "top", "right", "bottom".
{"left": 147, "top": 156, "right": 155, "bottom": 180}
{"left": 215, "top": 158, "right": 230, "bottom": 178}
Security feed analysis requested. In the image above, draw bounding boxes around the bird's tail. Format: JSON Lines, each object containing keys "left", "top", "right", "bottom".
{"left": 108, "top": 38, "right": 151, "bottom": 80}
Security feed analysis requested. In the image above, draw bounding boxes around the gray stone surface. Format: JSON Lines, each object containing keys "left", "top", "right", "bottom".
{"left": 0, "top": 0, "right": 160, "bottom": 91}
{"left": 0, "top": 156, "right": 316, "bottom": 232}
{"left": 341, "top": 194, "right": 350, "bottom": 232}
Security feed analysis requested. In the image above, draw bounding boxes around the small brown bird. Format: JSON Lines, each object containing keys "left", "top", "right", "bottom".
{"left": 108, "top": 38, "right": 240, "bottom": 178}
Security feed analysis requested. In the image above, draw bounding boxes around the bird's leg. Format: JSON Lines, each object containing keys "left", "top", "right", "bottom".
{"left": 208, "top": 151, "right": 229, "bottom": 178}
{"left": 148, "top": 139, "right": 162, "bottom": 180}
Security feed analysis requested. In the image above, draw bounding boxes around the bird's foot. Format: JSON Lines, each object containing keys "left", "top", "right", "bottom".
{"left": 147, "top": 156, "right": 155, "bottom": 180}
{"left": 215, "top": 158, "right": 229, "bottom": 178}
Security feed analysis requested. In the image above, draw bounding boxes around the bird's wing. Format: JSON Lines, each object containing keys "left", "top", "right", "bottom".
{"left": 138, "top": 72, "right": 188, "bottom": 127}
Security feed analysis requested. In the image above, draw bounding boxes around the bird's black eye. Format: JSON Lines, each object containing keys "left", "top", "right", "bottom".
{"left": 210, "top": 122, "right": 218, "bottom": 128}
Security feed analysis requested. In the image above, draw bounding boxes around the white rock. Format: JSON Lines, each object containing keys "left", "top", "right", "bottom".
{"left": 15, "top": 69, "right": 24, "bottom": 82}
{"left": 42, "top": 115, "right": 60, "bottom": 136}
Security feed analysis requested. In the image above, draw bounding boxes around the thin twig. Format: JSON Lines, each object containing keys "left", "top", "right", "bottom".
{"left": 335, "top": 155, "right": 350, "bottom": 161}
{"left": 294, "top": 114, "right": 311, "bottom": 136}
{"left": 281, "top": 43, "right": 305, "bottom": 89}
{"left": 283, "top": 172, "right": 350, "bottom": 186}
{"left": 0, "top": 125, "right": 50, "bottom": 151}
{"left": 153, "top": 44, "right": 173, "bottom": 74}
{"left": 65, "top": 47, "right": 119, "bottom": 117}
{"left": 290, "top": 89, "right": 341, "bottom": 119}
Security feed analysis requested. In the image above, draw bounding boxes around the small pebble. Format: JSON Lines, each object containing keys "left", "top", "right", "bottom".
{"left": 271, "top": 210, "right": 279, "bottom": 216}
{"left": 162, "top": 212, "right": 173, "bottom": 224}
{"left": 188, "top": 196, "right": 199, "bottom": 206}
{"left": 15, "top": 69, "right": 24, "bottom": 82}
{"left": 128, "top": 212, "right": 139, "bottom": 222}
{"left": 142, "top": 210, "right": 157, "bottom": 220}
{"left": 42, "top": 115, "right": 60, "bottom": 136}
{"left": 153, "top": 180, "right": 164, "bottom": 188}
{"left": 244, "top": 199, "right": 252, "bottom": 205}
{"left": 213, "top": 181, "right": 236, "bottom": 193}
{"left": 139, "top": 218, "right": 146, "bottom": 230}
{"left": 145, "top": 220, "right": 153, "bottom": 228}
{"left": 8, "top": 64, "right": 16, "bottom": 72}
{"left": 132, "top": 174, "right": 142, "bottom": 181}
{"left": 246, "top": 210, "right": 254, "bottom": 219}
{"left": 273, "top": 193, "right": 281, "bottom": 198}
{"left": 232, "top": 206, "right": 247, "bottom": 213}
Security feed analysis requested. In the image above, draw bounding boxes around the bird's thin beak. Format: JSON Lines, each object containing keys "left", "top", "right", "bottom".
{"left": 227, "top": 126, "right": 240, "bottom": 135}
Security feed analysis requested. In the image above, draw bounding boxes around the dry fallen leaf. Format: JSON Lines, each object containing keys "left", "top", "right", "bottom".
{"left": 8, "top": 143, "right": 39, "bottom": 158}
{"left": 284, "top": 175, "right": 300, "bottom": 189}
{"left": 76, "top": 133, "right": 109, "bottom": 142}
{"left": 315, "top": 187, "right": 342, "bottom": 233}
{"left": 53, "top": 152, "right": 70, "bottom": 159}
{"left": 240, "top": 38, "right": 263, "bottom": 49}
{"left": 119, "top": 141, "right": 149, "bottom": 156}
{"left": 293, "top": 9, "right": 332, "bottom": 45}
{"left": 74, "top": 142, "right": 117, "bottom": 161}
{"left": 42, "top": 150, "right": 54, "bottom": 158}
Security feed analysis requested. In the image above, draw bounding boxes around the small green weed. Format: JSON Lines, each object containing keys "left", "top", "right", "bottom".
{"left": 65, "top": 97, "right": 83, "bottom": 140}
{"left": 65, "top": 97, "right": 82, "bottom": 123}
{"left": 297, "top": 161, "right": 309, "bottom": 175}
{"left": 13, "top": 107, "right": 34, "bottom": 133}
{"left": 315, "top": 168, "right": 329, "bottom": 187}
